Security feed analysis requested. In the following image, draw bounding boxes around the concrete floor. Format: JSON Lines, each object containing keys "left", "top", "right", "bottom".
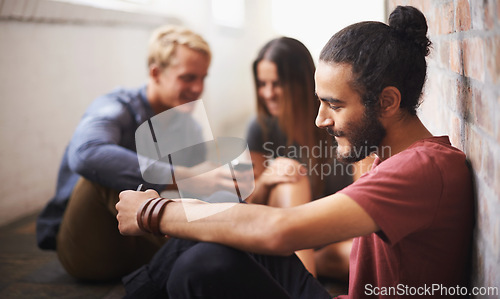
{"left": 0, "top": 213, "right": 125, "bottom": 299}
{"left": 0, "top": 212, "right": 347, "bottom": 298}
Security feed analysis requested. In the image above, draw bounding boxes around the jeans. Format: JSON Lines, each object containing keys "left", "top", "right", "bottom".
{"left": 123, "top": 238, "right": 332, "bottom": 299}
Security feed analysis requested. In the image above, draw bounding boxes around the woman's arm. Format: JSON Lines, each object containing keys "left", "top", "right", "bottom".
{"left": 246, "top": 154, "right": 305, "bottom": 205}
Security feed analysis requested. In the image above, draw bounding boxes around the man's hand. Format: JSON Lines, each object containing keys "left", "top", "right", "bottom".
{"left": 116, "top": 189, "right": 160, "bottom": 236}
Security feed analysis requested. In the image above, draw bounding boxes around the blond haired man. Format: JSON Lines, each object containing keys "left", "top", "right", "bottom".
{"left": 36, "top": 25, "right": 213, "bottom": 281}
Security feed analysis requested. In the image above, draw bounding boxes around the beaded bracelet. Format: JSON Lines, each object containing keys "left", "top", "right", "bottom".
{"left": 136, "top": 197, "right": 174, "bottom": 236}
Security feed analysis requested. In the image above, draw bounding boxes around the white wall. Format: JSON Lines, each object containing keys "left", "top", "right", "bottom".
{"left": 0, "top": 0, "right": 385, "bottom": 226}
{"left": 0, "top": 0, "right": 274, "bottom": 226}
{"left": 271, "top": 0, "right": 386, "bottom": 63}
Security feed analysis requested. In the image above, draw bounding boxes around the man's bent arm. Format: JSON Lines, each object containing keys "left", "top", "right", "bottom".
{"left": 117, "top": 190, "right": 379, "bottom": 255}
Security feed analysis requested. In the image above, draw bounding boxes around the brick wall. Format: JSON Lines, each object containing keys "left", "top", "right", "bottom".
{"left": 387, "top": 0, "right": 500, "bottom": 296}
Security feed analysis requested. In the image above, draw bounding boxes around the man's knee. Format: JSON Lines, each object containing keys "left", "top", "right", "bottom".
{"left": 72, "top": 178, "right": 120, "bottom": 213}
{"left": 167, "top": 243, "right": 247, "bottom": 295}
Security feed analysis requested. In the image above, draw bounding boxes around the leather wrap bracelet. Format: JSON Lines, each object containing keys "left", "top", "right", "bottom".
{"left": 136, "top": 197, "right": 174, "bottom": 236}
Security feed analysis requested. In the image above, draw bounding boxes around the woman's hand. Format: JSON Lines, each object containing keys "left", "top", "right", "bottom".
{"left": 259, "top": 157, "right": 306, "bottom": 188}
{"left": 247, "top": 157, "right": 307, "bottom": 205}
{"left": 116, "top": 189, "right": 160, "bottom": 236}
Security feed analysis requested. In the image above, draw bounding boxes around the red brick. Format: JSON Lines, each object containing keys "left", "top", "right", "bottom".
{"left": 465, "top": 126, "right": 482, "bottom": 173}
{"left": 492, "top": 218, "right": 500, "bottom": 262}
{"left": 450, "top": 39, "right": 463, "bottom": 75}
{"left": 476, "top": 187, "right": 489, "bottom": 233}
{"left": 437, "top": 39, "right": 450, "bottom": 68}
{"left": 463, "top": 37, "right": 485, "bottom": 82}
{"left": 497, "top": 0, "right": 500, "bottom": 26}
{"left": 455, "top": 0, "right": 472, "bottom": 32}
{"left": 470, "top": 0, "right": 486, "bottom": 30}
{"left": 482, "top": 141, "right": 494, "bottom": 187}
{"left": 420, "top": 0, "right": 432, "bottom": 15}
{"left": 495, "top": 143, "right": 500, "bottom": 199}
{"left": 485, "top": 0, "right": 497, "bottom": 30}
{"left": 430, "top": 1, "right": 454, "bottom": 35}
{"left": 473, "top": 87, "right": 495, "bottom": 137}
{"left": 449, "top": 115, "right": 462, "bottom": 149}
{"left": 485, "top": 36, "right": 500, "bottom": 84}
{"left": 424, "top": 3, "right": 437, "bottom": 37}
{"left": 497, "top": 94, "right": 500, "bottom": 144}
{"left": 447, "top": 77, "right": 460, "bottom": 112}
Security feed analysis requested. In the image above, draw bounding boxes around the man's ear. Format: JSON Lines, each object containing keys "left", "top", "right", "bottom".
{"left": 149, "top": 64, "right": 162, "bottom": 83}
{"left": 379, "top": 86, "right": 401, "bottom": 117}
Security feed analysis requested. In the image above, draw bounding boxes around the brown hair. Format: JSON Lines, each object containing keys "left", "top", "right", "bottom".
{"left": 253, "top": 37, "right": 331, "bottom": 197}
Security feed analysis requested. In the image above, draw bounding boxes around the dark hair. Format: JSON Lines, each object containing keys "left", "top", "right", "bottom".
{"left": 319, "top": 6, "right": 431, "bottom": 115}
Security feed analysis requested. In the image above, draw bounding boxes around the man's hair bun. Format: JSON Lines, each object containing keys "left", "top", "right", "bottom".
{"left": 389, "top": 6, "right": 431, "bottom": 56}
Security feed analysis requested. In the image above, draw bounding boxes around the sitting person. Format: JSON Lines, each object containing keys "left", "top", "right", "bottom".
{"left": 36, "top": 25, "right": 239, "bottom": 281}
{"left": 116, "top": 6, "right": 474, "bottom": 298}
{"left": 245, "top": 36, "right": 354, "bottom": 279}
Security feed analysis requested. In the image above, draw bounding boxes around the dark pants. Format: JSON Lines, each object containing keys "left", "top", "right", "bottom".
{"left": 123, "top": 238, "right": 332, "bottom": 299}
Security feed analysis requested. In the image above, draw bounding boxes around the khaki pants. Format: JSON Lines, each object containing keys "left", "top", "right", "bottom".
{"left": 56, "top": 178, "right": 167, "bottom": 281}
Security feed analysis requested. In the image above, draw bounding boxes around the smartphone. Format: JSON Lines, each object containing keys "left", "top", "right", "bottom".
{"left": 232, "top": 162, "right": 253, "bottom": 172}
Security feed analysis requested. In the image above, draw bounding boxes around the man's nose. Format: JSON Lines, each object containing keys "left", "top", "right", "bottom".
{"left": 191, "top": 79, "right": 204, "bottom": 94}
{"left": 315, "top": 104, "right": 333, "bottom": 128}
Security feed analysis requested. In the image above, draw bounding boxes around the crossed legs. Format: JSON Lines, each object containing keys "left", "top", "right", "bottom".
{"left": 124, "top": 238, "right": 332, "bottom": 299}
{"left": 266, "top": 161, "right": 352, "bottom": 282}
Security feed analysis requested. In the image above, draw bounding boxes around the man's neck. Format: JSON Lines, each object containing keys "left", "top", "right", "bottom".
{"left": 377, "top": 115, "right": 433, "bottom": 161}
{"left": 146, "top": 83, "right": 172, "bottom": 115}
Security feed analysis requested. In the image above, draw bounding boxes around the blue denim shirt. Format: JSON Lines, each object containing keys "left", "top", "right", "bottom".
{"left": 36, "top": 85, "right": 205, "bottom": 250}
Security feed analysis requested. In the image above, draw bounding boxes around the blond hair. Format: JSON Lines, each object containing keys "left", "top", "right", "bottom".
{"left": 148, "top": 25, "right": 211, "bottom": 69}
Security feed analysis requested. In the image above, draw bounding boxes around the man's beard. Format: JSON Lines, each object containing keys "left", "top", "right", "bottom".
{"left": 327, "top": 108, "right": 386, "bottom": 164}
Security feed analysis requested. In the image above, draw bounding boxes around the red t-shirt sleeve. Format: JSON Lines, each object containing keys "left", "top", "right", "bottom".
{"left": 339, "top": 149, "right": 443, "bottom": 245}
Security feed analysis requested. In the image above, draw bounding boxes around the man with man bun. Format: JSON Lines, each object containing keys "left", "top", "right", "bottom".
{"left": 116, "top": 6, "right": 473, "bottom": 298}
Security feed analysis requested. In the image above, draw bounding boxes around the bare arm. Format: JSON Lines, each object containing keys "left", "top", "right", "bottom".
{"left": 117, "top": 190, "right": 379, "bottom": 255}
{"left": 246, "top": 154, "right": 305, "bottom": 205}
{"left": 250, "top": 151, "right": 266, "bottom": 178}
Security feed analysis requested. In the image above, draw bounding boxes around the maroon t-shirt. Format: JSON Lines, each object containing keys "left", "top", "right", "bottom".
{"left": 337, "top": 136, "right": 474, "bottom": 298}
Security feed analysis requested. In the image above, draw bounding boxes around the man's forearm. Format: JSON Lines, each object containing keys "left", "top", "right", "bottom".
{"left": 117, "top": 190, "right": 379, "bottom": 256}
{"left": 159, "top": 199, "right": 294, "bottom": 255}
{"left": 70, "top": 143, "right": 167, "bottom": 191}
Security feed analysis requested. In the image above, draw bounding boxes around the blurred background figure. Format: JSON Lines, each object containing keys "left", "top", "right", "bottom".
{"left": 35, "top": 25, "right": 226, "bottom": 281}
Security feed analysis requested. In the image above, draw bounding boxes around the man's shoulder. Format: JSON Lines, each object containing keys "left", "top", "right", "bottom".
{"left": 398, "top": 136, "right": 467, "bottom": 169}
{"left": 85, "top": 86, "right": 147, "bottom": 121}
{"left": 96, "top": 86, "right": 144, "bottom": 106}
{"left": 370, "top": 136, "right": 470, "bottom": 189}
